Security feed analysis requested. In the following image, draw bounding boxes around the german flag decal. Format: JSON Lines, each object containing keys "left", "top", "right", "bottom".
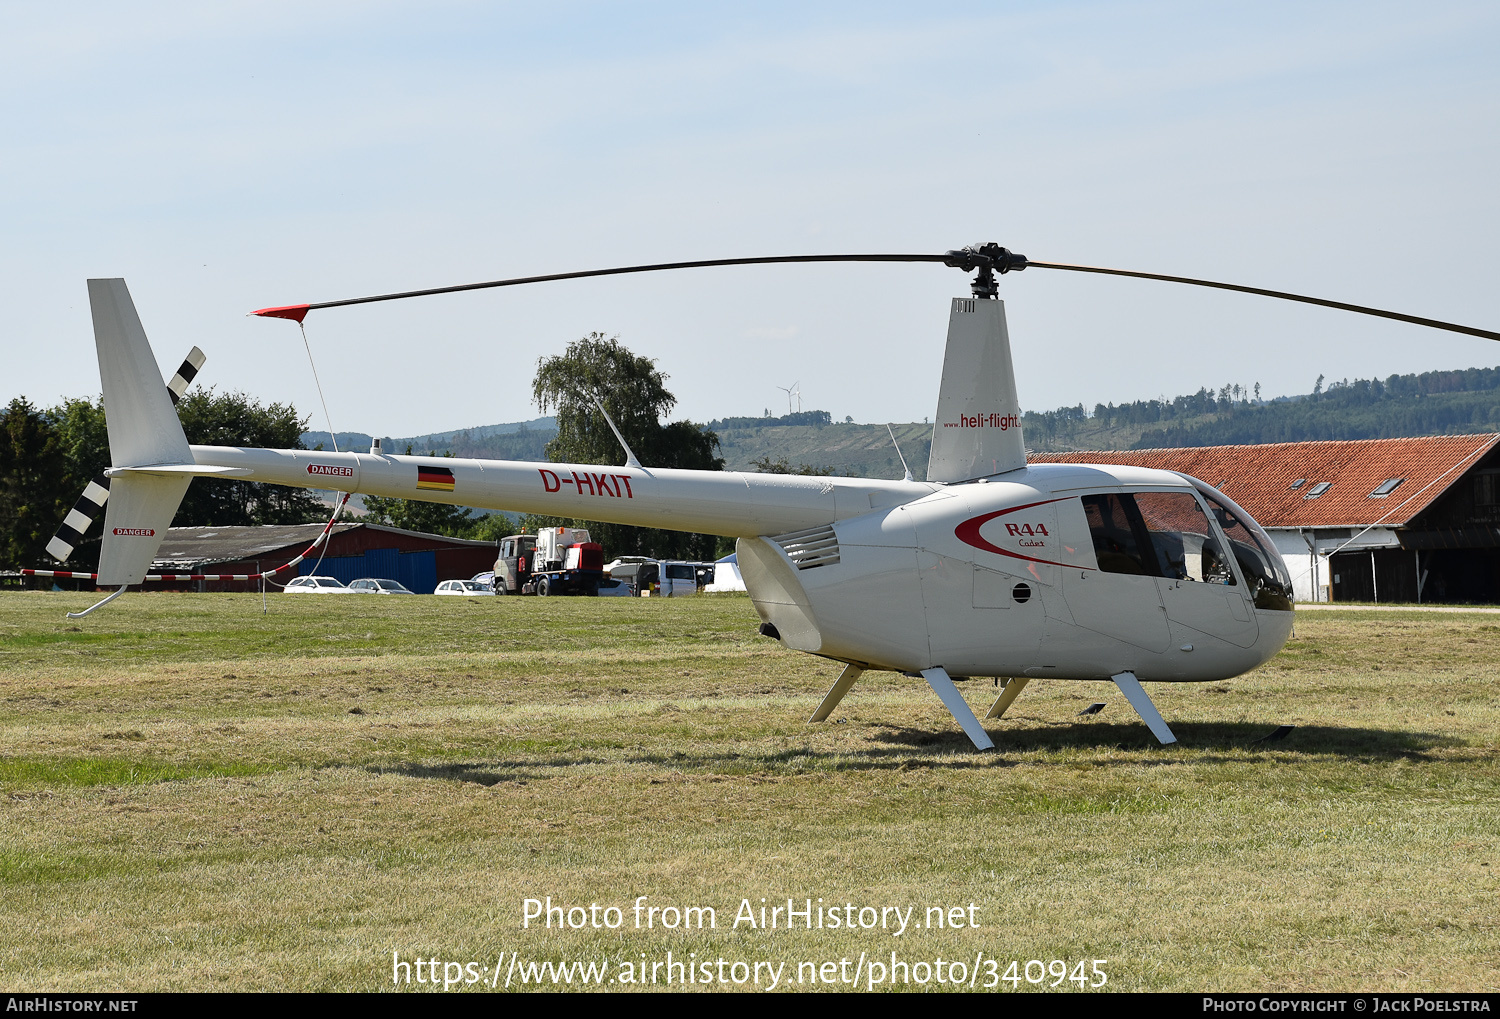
{"left": 417, "top": 465, "right": 456, "bottom": 492}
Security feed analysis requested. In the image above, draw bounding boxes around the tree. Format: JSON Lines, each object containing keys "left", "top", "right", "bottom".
{"left": 52, "top": 397, "right": 110, "bottom": 488}
{"left": 751, "top": 454, "right": 834, "bottom": 477}
{"left": 0, "top": 398, "right": 69, "bottom": 570}
{"left": 173, "top": 390, "right": 329, "bottom": 526}
{"left": 531, "top": 333, "right": 724, "bottom": 560}
{"left": 363, "top": 494, "right": 479, "bottom": 537}
{"left": 1, "top": 390, "right": 330, "bottom": 571}
{"left": 361, "top": 450, "right": 483, "bottom": 537}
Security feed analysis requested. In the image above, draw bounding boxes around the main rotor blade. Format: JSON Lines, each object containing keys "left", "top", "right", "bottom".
{"left": 1025, "top": 260, "right": 1500, "bottom": 343}
{"left": 251, "top": 253, "right": 952, "bottom": 321}
{"left": 250, "top": 245, "right": 1500, "bottom": 344}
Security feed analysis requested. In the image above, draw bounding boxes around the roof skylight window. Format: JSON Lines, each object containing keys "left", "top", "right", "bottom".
{"left": 1369, "top": 478, "right": 1405, "bottom": 498}
{"left": 1290, "top": 479, "right": 1306, "bottom": 489}
{"left": 1304, "top": 482, "right": 1332, "bottom": 500}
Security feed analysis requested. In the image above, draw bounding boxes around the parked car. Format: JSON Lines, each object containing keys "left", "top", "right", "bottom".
{"left": 595, "top": 576, "right": 632, "bottom": 597}
{"left": 435, "top": 579, "right": 493, "bottom": 596}
{"left": 347, "top": 578, "right": 415, "bottom": 594}
{"left": 283, "top": 576, "right": 353, "bottom": 594}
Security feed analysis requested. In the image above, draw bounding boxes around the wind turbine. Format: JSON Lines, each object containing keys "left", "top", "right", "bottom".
{"left": 777, "top": 381, "right": 800, "bottom": 415}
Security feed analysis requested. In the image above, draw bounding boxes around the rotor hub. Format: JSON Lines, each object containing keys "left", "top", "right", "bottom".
{"left": 943, "top": 243, "right": 1028, "bottom": 299}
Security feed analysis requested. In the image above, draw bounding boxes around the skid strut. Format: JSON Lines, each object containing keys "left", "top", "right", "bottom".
{"left": 920, "top": 667, "right": 995, "bottom": 750}
{"left": 1112, "top": 671, "right": 1178, "bottom": 745}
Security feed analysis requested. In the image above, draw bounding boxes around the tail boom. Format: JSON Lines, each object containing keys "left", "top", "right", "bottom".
{"left": 189, "top": 444, "right": 938, "bottom": 537}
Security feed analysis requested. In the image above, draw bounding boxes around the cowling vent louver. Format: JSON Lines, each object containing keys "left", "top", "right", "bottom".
{"left": 772, "top": 525, "right": 841, "bottom": 570}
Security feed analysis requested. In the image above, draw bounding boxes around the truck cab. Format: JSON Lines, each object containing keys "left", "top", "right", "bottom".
{"left": 493, "top": 534, "right": 538, "bottom": 595}
{"left": 494, "top": 528, "right": 605, "bottom": 596}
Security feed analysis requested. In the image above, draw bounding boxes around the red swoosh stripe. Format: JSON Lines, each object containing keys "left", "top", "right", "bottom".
{"left": 953, "top": 497, "right": 1088, "bottom": 569}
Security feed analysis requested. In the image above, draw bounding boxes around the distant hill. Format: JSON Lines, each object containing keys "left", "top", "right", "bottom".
{"left": 709, "top": 413, "right": 930, "bottom": 479}
{"left": 301, "top": 417, "right": 556, "bottom": 460}
{"left": 1025, "top": 367, "right": 1500, "bottom": 452}
{"left": 305, "top": 366, "right": 1500, "bottom": 478}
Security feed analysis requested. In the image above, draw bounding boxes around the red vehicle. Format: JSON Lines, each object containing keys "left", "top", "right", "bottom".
{"left": 492, "top": 528, "right": 604, "bottom": 596}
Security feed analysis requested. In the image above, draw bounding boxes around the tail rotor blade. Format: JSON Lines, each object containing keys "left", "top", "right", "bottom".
{"left": 46, "top": 474, "right": 110, "bottom": 563}
{"left": 166, "top": 346, "right": 207, "bottom": 405}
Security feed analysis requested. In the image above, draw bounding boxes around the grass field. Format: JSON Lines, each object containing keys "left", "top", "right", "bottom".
{"left": 0, "top": 590, "right": 1496, "bottom": 992}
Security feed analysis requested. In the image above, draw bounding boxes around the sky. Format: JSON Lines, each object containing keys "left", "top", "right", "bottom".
{"left": 4, "top": 1, "right": 1499, "bottom": 438}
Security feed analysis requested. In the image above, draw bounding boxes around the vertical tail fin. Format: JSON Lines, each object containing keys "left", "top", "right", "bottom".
{"left": 926, "top": 297, "right": 1026, "bottom": 482}
{"left": 87, "top": 279, "right": 193, "bottom": 584}
{"left": 89, "top": 279, "right": 193, "bottom": 468}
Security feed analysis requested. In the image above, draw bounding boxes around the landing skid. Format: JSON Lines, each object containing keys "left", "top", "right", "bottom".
{"left": 807, "top": 665, "right": 1002, "bottom": 752}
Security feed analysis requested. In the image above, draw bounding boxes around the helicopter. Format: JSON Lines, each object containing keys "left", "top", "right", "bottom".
{"left": 32, "top": 245, "right": 1500, "bottom": 750}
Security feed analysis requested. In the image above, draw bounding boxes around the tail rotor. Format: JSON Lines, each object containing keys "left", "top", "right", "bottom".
{"left": 42, "top": 345, "right": 207, "bottom": 567}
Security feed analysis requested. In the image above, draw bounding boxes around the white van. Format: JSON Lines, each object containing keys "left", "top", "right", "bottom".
{"left": 656, "top": 561, "right": 701, "bottom": 597}
{"left": 603, "top": 558, "right": 701, "bottom": 597}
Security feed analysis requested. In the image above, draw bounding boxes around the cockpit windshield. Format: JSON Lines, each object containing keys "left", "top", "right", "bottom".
{"left": 1190, "top": 481, "right": 1295, "bottom": 611}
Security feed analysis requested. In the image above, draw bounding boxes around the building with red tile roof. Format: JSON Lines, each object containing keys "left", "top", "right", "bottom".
{"left": 1032, "top": 434, "right": 1500, "bottom": 603}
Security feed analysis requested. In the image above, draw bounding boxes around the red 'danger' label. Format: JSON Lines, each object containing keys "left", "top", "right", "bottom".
{"left": 307, "top": 464, "right": 354, "bottom": 477}
{"left": 112, "top": 527, "right": 155, "bottom": 536}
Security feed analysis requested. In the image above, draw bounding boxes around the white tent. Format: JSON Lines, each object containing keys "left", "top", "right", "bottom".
{"left": 705, "top": 553, "right": 746, "bottom": 592}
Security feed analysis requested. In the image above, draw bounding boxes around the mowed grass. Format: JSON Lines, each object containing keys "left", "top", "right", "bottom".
{"left": 0, "top": 590, "right": 1495, "bottom": 992}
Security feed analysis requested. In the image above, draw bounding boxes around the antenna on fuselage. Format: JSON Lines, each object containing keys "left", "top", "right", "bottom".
{"left": 592, "top": 395, "right": 642, "bottom": 469}
{"left": 887, "top": 423, "right": 913, "bottom": 482}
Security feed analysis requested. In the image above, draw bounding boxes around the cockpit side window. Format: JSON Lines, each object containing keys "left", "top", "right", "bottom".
{"left": 1132, "top": 491, "right": 1235, "bottom": 586}
{"left": 1081, "top": 493, "right": 1154, "bottom": 576}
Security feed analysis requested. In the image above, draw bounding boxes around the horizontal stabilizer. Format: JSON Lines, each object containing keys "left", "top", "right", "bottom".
{"left": 107, "top": 464, "right": 252, "bottom": 478}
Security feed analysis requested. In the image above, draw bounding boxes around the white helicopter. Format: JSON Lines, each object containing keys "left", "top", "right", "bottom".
{"left": 35, "top": 245, "right": 1500, "bottom": 750}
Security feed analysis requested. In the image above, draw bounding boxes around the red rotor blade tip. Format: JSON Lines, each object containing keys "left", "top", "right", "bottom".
{"left": 252, "top": 304, "right": 311, "bottom": 323}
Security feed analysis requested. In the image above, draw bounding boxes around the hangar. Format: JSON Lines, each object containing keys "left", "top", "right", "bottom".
{"left": 1032, "top": 433, "right": 1500, "bottom": 604}
{"left": 150, "top": 521, "right": 496, "bottom": 594}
